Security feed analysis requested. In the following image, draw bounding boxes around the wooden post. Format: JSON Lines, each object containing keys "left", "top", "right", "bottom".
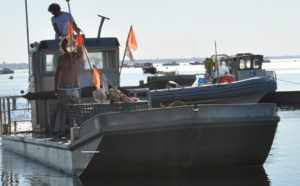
{"left": 7, "top": 97, "right": 11, "bottom": 135}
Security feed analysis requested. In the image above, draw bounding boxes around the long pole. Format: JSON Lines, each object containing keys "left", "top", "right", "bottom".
{"left": 25, "top": 0, "right": 30, "bottom": 67}
{"left": 66, "top": 0, "right": 75, "bottom": 90}
{"left": 214, "top": 41, "right": 219, "bottom": 79}
{"left": 117, "top": 25, "right": 132, "bottom": 87}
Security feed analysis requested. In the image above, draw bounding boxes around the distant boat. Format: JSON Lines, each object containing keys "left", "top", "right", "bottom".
{"left": 0, "top": 68, "right": 14, "bottom": 74}
{"left": 157, "top": 70, "right": 176, "bottom": 76}
{"left": 162, "top": 61, "right": 179, "bottom": 66}
{"left": 133, "top": 63, "right": 143, "bottom": 68}
{"left": 189, "top": 61, "right": 204, "bottom": 65}
{"left": 9, "top": 76, "right": 13, "bottom": 79}
{"left": 142, "top": 62, "right": 157, "bottom": 74}
{"left": 122, "top": 64, "right": 134, "bottom": 68}
{"left": 263, "top": 57, "right": 271, "bottom": 63}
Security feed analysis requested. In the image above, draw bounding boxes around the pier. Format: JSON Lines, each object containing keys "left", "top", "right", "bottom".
{"left": 260, "top": 90, "right": 300, "bottom": 104}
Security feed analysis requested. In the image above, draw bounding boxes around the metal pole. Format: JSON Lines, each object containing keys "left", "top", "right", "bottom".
{"left": 0, "top": 98, "right": 2, "bottom": 133}
{"left": 3, "top": 98, "right": 6, "bottom": 124}
{"left": 25, "top": 0, "right": 30, "bottom": 63}
{"left": 214, "top": 41, "right": 219, "bottom": 79}
{"left": 7, "top": 97, "right": 11, "bottom": 135}
{"left": 66, "top": 0, "right": 75, "bottom": 90}
{"left": 117, "top": 26, "right": 132, "bottom": 87}
{"left": 97, "top": 15, "right": 110, "bottom": 38}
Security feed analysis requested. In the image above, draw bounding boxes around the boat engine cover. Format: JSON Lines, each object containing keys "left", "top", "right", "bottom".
{"left": 166, "top": 81, "right": 179, "bottom": 88}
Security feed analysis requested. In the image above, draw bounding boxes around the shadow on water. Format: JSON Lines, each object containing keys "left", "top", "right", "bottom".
{"left": 276, "top": 104, "right": 300, "bottom": 111}
{"left": 80, "top": 166, "right": 270, "bottom": 186}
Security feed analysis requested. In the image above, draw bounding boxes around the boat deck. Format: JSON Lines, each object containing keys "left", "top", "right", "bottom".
{"left": 2, "top": 133, "right": 72, "bottom": 145}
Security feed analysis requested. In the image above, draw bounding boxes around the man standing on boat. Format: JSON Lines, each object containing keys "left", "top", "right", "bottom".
{"left": 54, "top": 37, "right": 83, "bottom": 137}
{"left": 48, "top": 3, "right": 80, "bottom": 39}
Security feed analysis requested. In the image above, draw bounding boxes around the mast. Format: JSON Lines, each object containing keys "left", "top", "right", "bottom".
{"left": 25, "top": 0, "right": 30, "bottom": 69}
{"left": 214, "top": 41, "right": 219, "bottom": 79}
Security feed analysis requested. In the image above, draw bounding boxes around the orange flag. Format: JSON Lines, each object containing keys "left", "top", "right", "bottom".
{"left": 93, "top": 65, "right": 100, "bottom": 88}
{"left": 126, "top": 47, "right": 135, "bottom": 63}
{"left": 67, "top": 19, "right": 74, "bottom": 39}
{"left": 126, "top": 28, "right": 137, "bottom": 51}
{"left": 76, "top": 30, "right": 83, "bottom": 47}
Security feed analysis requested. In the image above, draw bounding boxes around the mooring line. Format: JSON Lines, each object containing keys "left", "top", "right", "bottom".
{"left": 277, "top": 78, "right": 300, "bottom": 85}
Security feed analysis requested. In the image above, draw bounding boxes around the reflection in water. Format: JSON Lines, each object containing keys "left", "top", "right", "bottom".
{"left": 1, "top": 144, "right": 270, "bottom": 186}
{"left": 80, "top": 166, "right": 270, "bottom": 186}
{"left": 0, "top": 146, "right": 83, "bottom": 185}
{"left": 276, "top": 104, "right": 300, "bottom": 111}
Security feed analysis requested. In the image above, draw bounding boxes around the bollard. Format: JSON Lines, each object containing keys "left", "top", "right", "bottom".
{"left": 2, "top": 124, "right": 8, "bottom": 134}
{"left": 71, "top": 121, "right": 80, "bottom": 141}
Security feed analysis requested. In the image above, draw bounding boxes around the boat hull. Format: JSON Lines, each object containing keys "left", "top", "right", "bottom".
{"left": 1, "top": 104, "right": 279, "bottom": 177}
{"left": 150, "top": 77, "right": 277, "bottom": 107}
{"left": 79, "top": 104, "right": 278, "bottom": 176}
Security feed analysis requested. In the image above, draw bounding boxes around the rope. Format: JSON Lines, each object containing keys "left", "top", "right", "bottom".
{"left": 168, "top": 100, "right": 185, "bottom": 107}
{"left": 277, "top": 78, "right": 300, "bottom": 85}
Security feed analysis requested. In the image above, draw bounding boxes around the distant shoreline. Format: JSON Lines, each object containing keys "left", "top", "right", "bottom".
{"left": 11, "top": 68, "right": 29, "bottom": 70}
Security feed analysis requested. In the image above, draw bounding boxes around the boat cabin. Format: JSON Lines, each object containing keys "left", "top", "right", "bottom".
{"left": 205, "top": 53, "right": 276, "bottom": 83}
{"left": 28, "top": 37, "right": 120, "bottom": 133}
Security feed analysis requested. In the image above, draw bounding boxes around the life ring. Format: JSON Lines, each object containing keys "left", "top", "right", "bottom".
{"left": 219, "top": 76, "right": 233, "bottom": 83}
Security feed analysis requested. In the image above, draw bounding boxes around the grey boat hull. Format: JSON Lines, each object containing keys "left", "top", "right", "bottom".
{"left": 1, "top": 104, "right": 279, "bottom": 177}
{"left": 149, "top": 77, "right": 277, "bottom": 107}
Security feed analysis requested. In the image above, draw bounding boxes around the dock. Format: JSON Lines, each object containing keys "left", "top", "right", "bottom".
{"left": 260, "top": 90, "right": 300, "bottom": 104}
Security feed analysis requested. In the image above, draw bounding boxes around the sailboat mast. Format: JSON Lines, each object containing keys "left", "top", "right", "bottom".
{"left": 214, "top": 41, "right": 219, "bottom": 78}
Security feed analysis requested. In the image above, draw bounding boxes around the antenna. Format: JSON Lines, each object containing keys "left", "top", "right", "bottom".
{"left": 97, "top": 15, "right": 110, "bottom": 38}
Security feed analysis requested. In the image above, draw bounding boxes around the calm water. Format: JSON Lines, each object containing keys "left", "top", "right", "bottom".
{"left": 1, "top": 60, "right": 300, "bottom": 185}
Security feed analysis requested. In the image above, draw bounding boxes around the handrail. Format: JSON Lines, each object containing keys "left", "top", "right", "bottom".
{"left": 0, "top": 96, "right": 32, "bottom": 135}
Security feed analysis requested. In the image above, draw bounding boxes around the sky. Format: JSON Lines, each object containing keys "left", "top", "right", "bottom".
{"left": 1, "top": 0, "right": 300, "bottom": 63}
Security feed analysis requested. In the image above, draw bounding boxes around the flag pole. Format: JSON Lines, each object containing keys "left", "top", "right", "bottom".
{"left": 66, "top": 0, "right": 75, "bottom": 90}
{"left": 117, "top": 25, "right": 133, "bottom": 87}
{"left": 214, "top": 41, "right": 219, "bottom": 80}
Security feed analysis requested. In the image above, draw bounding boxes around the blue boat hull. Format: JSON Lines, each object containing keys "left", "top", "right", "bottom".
{"left": 149, "top": 77, "right": 277, "bottom": 107}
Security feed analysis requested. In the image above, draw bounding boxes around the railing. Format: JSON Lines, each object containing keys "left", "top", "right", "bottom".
{"left": 0, "top": 96, "right": 32, "bottom": 135}
{"left": 266, "top": 70, "right": 277, "bottom": 81}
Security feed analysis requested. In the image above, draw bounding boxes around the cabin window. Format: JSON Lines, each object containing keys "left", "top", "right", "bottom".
{"left": 253, "top": 59, "right": 260, "bottom": 69}
{"left": 227, "top": 61, "right": 233, "bottom": 69}
{"left": 83, "top": 50, "right": 116, "bottom": 70}
{"left": 246, "top": 60, "right": 251, "bottom": 68}
{"left": 45, "top": 54, "right": 59, "bottom": 72}
{"left": 239, "top": 60, "right": 245, "bottom": 69}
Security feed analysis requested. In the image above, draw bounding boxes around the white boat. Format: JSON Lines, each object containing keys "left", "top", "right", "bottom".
{"left": 162, "top": 61, "right": 179, "bottom": 66}
{"left": 156, "top": 70, "right": 176, "bottom": 76}
{"left": 263, "top": 57, "right": 271, "bottom": 63}
{"left": 189, "top": 61, "right": 203, "bottom": 65}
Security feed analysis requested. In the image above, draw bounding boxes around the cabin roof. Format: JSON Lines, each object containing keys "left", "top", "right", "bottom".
{"left": 38, "top": 37, "right": 120, "bottom": 50}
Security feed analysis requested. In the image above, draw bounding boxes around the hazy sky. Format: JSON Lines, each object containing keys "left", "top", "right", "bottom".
{"left": 1, "top": 0, "right": 299, "bottom": 63}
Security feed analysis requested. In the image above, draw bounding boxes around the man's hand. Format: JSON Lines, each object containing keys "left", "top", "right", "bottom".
{"left": 54, "top": 88, "right": 58, "bottom": 96}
